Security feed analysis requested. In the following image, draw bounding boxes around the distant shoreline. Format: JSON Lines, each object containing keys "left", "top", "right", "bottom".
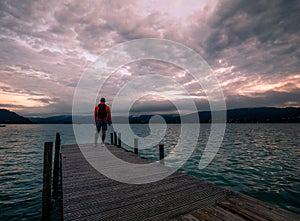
{"left": 1, "top": 107, "right": 300, "bottom": 124}
{"left": 4, "top": 122, "right": 300, "bottom": 126}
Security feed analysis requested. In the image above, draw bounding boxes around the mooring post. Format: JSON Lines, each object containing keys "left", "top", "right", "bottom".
{"left": 134, "top": 138, "right": 138, "bottom": 155}
{"left": 117, "top": 133, "right": 121, "bottom": 147}
{"left": 159, "top": 143, "right": 164, "bottom": 165}
{"left": 42, "top": 142, "right": 53, "bottom": 221}
{"left": 114, "top": 132, "right": 117, "bottom": 146}
{"left": 110, "top": 133, "right": 113, "bottom": 145}
{"left": 53, "top": 133, "right": 60, "bottom": 195}
{"left": 59, "top": 149, "right": 63, "bottom": 221}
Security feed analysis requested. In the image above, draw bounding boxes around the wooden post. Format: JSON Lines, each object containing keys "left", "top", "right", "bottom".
{"left": 114, "top": 132, "right": 117, "bottom": 146}
{"left": 159, "top": 143, "right": 164, "bottom": 164}
{"left": 42, "top": 142, "right": 53, "bottom": 221}
{"left": 110, "top": 133, "right": 113, "bottom": 145}
{"left": 59, "top": 152, "right": 63, "bottom": 221}
{"left": 117, "top": 133, "right": 121, "bottom": 147}
{"left": 53, "top": 133, "right": 60, "bottom": 195}
{"left": 134, "top": 138, "right": 138, "bottom": 155}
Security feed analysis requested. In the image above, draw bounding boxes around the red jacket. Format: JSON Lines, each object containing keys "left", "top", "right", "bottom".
{"left": 94, "top": 102, "right": 112, "bottom": 123}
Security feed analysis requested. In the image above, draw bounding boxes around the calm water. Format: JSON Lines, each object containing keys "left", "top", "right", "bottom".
{"left": 0, "top": 124, "right": 299, "bottom": 220}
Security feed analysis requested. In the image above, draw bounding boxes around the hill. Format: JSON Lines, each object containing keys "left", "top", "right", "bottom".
{"left": 181, "top": 107, "right": 300, "bottom": 123}
{"left": 128, "top": 107, "right": 300, "bottom": 123}
{"left": 27, "top": 107, "right": 300, "bottom": 124}
{"left": 29, "top": 115, "right": 73, "bottom": 124}
{"left": 227, "top": 107, "right": 300, "bottom": 123}
{"left": 2, "top": 107, "right": 299, "bottom": 124}
{"left": 0, "top": 109, "right": 32, "bottom": 124}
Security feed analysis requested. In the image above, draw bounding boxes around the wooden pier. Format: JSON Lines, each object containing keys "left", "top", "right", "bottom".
{"left": 59, "top": 143, "right": 300, "bottom": 221}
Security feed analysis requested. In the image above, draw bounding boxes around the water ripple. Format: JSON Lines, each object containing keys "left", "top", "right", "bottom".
{"left": 0, "top": 123, "right": 299, "bottom": 219}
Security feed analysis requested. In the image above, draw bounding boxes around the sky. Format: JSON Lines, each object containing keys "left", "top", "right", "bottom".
{"left": 0, "top": 0, "right": 299, "bottom": 117}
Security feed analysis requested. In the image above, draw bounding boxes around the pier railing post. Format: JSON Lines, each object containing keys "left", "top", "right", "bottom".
{"left": 42, "top": 142, "right": 53, "bottom": 221}
{"left": 159, "top": 143, "right": 164, "bottom": 165}
{"left": 110, "top": 133, "right": 113, "bottom": 145}
{"left": 134, "top": 138, "right": 138, "bottom": 155}
{"left": 117, "top": 133, "right": 121, "bottom": 147}
{"left": 59, "top": 151, "right": 63, "bottom": 221}
{"left": 53, "top": 133, "right": 60, "bottom": 195}
{"left": 114, "top": 132, "right": 117, "bottom": 146}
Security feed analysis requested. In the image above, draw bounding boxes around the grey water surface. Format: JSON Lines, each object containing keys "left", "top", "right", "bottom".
{"left": 0, "top": 123, "right": 299, "bottom": 220}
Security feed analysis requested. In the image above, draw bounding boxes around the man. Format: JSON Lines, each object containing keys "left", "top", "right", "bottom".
{"left": 94, "top": 97, "right": 112, "bottom": 145}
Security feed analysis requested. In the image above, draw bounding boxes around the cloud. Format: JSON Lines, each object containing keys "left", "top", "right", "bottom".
{"left": 226, "top": 88, "right": 300, "bottom": 109}
{"left": 203, "top": 0, "right": 300, "bottom": 75}
{"left": 0, "top": 0, "right": 299, "bottom": 116}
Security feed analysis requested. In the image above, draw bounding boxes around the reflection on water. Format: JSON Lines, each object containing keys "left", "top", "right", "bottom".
{"left": 183, "top": 124, "right": 300, "bottom": 215}
{"left": 0, "top": 125, "right": 76, "bottom": 220}
{"left": 0, "top": 124, "right": 299, "bottom": 220}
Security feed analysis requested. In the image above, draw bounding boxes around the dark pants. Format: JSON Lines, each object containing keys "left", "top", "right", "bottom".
{"left": 96, "top": 120, "right": 108, "bottom": 132}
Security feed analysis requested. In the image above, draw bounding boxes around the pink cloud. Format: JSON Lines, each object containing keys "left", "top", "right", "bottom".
{"left": 0, "top": 0, "right": 299, "bottom": 116}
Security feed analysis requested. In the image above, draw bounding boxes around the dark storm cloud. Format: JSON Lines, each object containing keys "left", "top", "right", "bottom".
{"left": 0, "top": 0, "right": 299, "bottom": 116}
{"left": 226, "top": 88, "right": 300, "bottom": 109}
{"left": 129, "top": 99, "right": 178, "bottom": 114}
{"left": 0, "top": 103, "right": 27, "bottom": 108}
{"left": 204, "top": 0, "right": 300, "bottom": 75}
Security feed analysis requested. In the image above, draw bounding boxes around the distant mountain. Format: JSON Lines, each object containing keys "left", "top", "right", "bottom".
{"left": 29, "top": 115, "right": 73, "bottom": 124}
{"left": 128, "top": 107, "right": 300, "bottom": 123}
{"left": 227, "top": 107, "right": 300, "bottom": 123}
{"left": 29, "top": 115, "right": 134, "bottom": 124}
{"left": 0, "top": 109, "right": 32, "bottom": 124}
{"left": 4, "top": 107, "right": 299, "bottom": 124}
{"left": 128, "top": 114, "right": 181, "bottom": 124}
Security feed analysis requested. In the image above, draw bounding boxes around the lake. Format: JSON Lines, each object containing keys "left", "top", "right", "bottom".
{"left": 0, "top": 123, "right": 299, "bottom": 220}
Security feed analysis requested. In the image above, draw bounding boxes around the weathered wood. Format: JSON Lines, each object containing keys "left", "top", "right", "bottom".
{"left": 170, "top": 191, "right": 300, "bottom": 221}
{"left": 114, "top": 132, "right": 117, "bottom": 145}
{"left": 53, "top": 133, "right": 60, "bottom": 194}
{"left": 59, "top": 152, "right": 63, "bottom": 221}
{"left": 159, "top": 143, "right": 164, "bottom": 164}
{"left": 197, "top": 205, "right": 249, "bottom": 221}
{"left": 110, "top": 133, "right": 113, "bottom": 145}
{"left": 134, "top": 138, "right": 138, "bottom": 155}
{"left": 117, "top": 132, "right": 121, "bottom": 147}
{"left": 61, "top": 144, "right": 300, "bottom": 221}
{"left": 42, "top": 142, "right": 53, "bottom": 221}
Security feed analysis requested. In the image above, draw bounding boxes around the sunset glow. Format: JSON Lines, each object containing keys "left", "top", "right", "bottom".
{"left": 0, "top": 0, "right": 299, "bottom": 116}
{"left": 0, "top": 93, "right": 51, "bottom": 108}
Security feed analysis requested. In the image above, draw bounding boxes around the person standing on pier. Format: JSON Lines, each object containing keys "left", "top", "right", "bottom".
{"left": 94, "top": 98, "right": 112, "bottom": 145}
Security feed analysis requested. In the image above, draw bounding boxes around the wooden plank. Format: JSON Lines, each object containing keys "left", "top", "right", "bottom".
{"left": 70, "top": 191, "right": 227, "bottom": 221}
{"left": 199, "top": 205, "right": 249, "bottom": 221}
{"left": 170, "top": 192, "right": 300, "bottom": 221}
{"left": 219, "top": 193, "right": 300, "bottom": 221}
{"left": 63, "top": 171, "right": 227, "bottom": 219}
{"left": 61, "top": 144, "right": 300, "bottom": 221}
{"left": 61, "top": 144, "right": 228, "bottom": 220}
{"left": 175, "top": 210, "right": 224, "bottom": 221}
{"left": 170, "top": 214, "right": 204, "bottom": 221}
